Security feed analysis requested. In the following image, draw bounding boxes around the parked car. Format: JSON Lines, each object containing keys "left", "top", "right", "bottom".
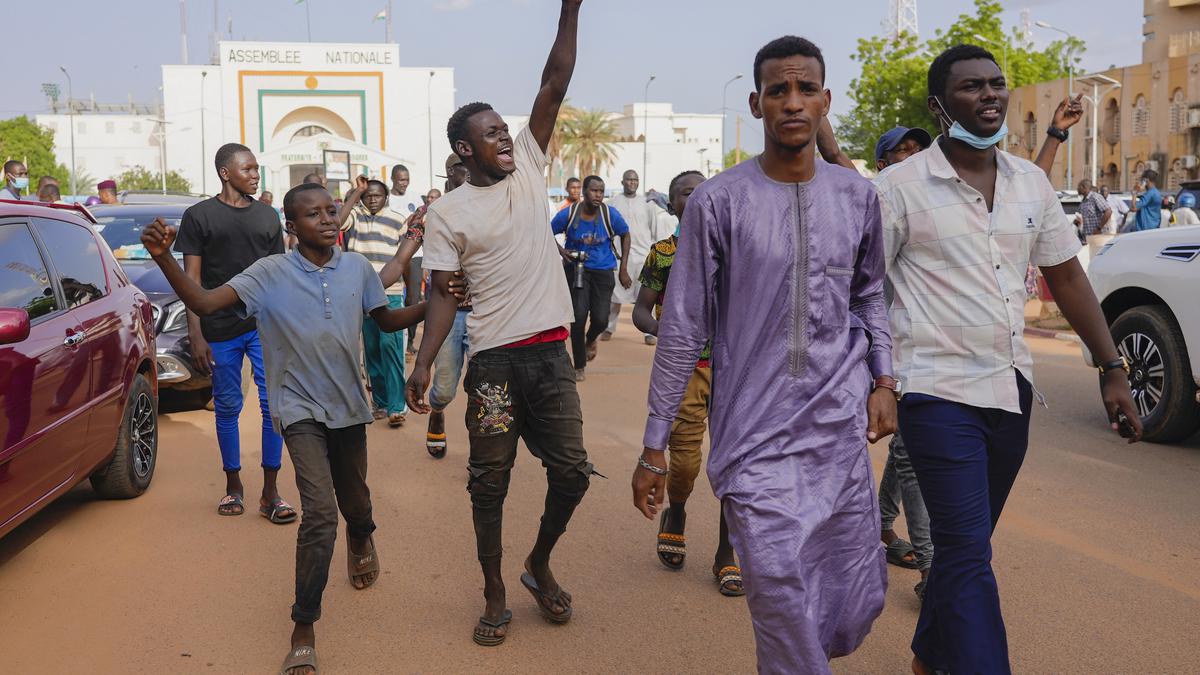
{"left": 91, "top": 204, "right": 212, "bottom": 406}
{"left": 1174, "top": 180, "right": 1200, "bottom": 214}
{"left": 1085, "top": 225, "right": 1200, "bottom": 442}
{"left": 117, "top": 190, "right": 207, "bottom": 206}
{"left": 1, "top": 200, "right": 158, "bottom": 539}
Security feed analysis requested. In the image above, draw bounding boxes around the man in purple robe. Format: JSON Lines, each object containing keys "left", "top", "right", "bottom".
{"left": 632, "top": 36, "right": 898, "bottom": 674}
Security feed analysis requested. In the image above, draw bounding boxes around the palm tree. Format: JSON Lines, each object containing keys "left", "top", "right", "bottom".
{"left": 560, "top": 108, "right": 620, "bottom": 179}
{"left": 546, "top": 101, "right": 580, "bottom": 187}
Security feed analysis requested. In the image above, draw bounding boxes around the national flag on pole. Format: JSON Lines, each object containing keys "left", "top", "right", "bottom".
{"left": 374, "top": 9, "right": 387, "bottom": 21}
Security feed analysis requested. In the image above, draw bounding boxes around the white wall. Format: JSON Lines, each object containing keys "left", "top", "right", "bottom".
{"left": 162, "top": 64, "right": 224, "bottom": 196}
{"left": 36, "top": 112, "right": 162, "bottom": 192}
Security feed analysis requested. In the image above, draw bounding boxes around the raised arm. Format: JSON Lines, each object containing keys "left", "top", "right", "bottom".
{"left": 528, "top": 0, "right": 582, "bottom": 152}
{"left": 142, "top": 219, "right": 240, "bottom": 316}
{"left": 1034, "top": 94, "right": 1082, "bottom": 177}
{"left": 336, "top": 175, "right": 369, "bottom": 230}
{"left": 817, "top": 116, "right": 857, "bottom": 171}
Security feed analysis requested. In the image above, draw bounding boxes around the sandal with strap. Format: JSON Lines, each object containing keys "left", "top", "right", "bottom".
{"left": 347, "top": 534, "right": 380, "bottom": 590}
{"left": 713, "top": 565, "right": 746, "bottom": 597}
{"left": 279, "top": 645, "right": 318, "bottom": 675}
{"left": 217, "top": 493, "right": 244, "bottom": 516}
{"left": 426, "top": 432, "right": 447, "bottom": 459}
{"left": 519, "top": 572, "right": 573, "bottom": 624}
{"left": 473, "top": 608, "right": 512, "bottom": 647}
{"left": 260, "top": 497, "right": 298, "bottom": 524}
{"left": 656, "top": 509, "right": 686, "bottom": 570}
{"left": 885, "top": 538, "right": 919, "bottom": 569}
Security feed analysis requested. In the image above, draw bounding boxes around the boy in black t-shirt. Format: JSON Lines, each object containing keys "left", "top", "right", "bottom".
{"left": 174, "top": 142, "right": 296, "bottom": 524}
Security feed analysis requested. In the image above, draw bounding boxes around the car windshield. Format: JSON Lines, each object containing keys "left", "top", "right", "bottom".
{"left": 94, "top": 215, "right": 183, "bottom": 259}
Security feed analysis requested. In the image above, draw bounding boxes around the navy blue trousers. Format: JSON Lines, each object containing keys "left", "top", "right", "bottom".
{"left": 898, "top": 373, "right": 1032, "bottom": 675}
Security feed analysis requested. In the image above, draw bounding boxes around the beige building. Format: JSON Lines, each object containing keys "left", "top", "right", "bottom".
{"left": 1007, "top": 0, "right": 1200, "bottom": 193}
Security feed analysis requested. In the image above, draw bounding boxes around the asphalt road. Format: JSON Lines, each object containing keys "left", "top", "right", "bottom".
{"left": 1, "top": 328, "right": 1197, "bottom": 674}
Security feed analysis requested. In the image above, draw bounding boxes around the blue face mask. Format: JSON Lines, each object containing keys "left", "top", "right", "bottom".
{"left": 935, "top": 98, "right": 1007, "bottom": 150}
{"left": 11, "top": 176, "right": 29, "bottom": 190}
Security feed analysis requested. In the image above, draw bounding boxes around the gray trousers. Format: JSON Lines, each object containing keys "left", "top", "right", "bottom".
{"left": 879, "top": 431, "right": 933, "bottom": 571}
{"left": 284, "top": 420, "right": 376, "bottom": 623}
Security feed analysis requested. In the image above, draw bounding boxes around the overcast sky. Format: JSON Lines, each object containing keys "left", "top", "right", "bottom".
{"left": 4, "top": 0, "right": 1141, "bottom": 153}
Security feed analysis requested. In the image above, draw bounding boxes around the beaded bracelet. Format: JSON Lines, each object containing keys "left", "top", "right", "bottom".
{"left": 637, "top": 456, "right": 668, "bottom": 475}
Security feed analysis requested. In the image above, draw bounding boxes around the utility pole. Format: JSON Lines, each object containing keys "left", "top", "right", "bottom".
{"left": 200, "top": 70, "right": 208, "bottom": 195}
{"left": 427, "top": 71, "right": 435, "bottom": 190}
{"left": 735, "top": 115, "right": 742, "bottom": 164}
{"left": 180, "top": 0, "right": 189, "bottom": 65}
{"left": 643, "top": 75, "right": 655, "bottom": 190}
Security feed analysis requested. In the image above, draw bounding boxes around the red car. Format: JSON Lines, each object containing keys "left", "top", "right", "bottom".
{"left": 1, "top": 200, "right": 158, "bottom": 539}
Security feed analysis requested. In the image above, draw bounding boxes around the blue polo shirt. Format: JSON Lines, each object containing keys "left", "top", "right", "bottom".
{"left": 227, "top": 248, "right": 387, "bottom": 434}
{"left": 551, "top": 205, "right": 630, "bottom": 271}
{"left": 1135, "top": 187, "right": 1162, "bottom": 231}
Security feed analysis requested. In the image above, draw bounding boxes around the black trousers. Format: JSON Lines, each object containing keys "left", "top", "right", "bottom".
{"left": 462, "top": 341, "right": 593, "bottom": 561}
{"left": 283, "top": 420, "right": 375, "bottom": 624}
{"left": 564, "top": 265, "right": 616, "bottom": 369}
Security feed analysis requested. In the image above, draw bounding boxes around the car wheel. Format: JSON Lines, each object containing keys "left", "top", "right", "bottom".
{"left": 1110, "top": 306, "right": 1200, "bottom": 443}
{"left": 90, "top": 374, "right": 158, "bottom": 498}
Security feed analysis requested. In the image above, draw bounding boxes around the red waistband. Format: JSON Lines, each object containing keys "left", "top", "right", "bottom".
{"left": 695, "top": 358, "right": 710, "bottom": 368}
{"left": 501, "top": 326, "right": 569, "bottom": 349}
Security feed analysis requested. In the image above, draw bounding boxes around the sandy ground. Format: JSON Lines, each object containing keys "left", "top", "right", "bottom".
{"left": 1, "top": 321, "right": 1198, "bottom": 674}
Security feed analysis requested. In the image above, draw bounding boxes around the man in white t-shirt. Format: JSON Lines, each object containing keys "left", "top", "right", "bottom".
{"left": 605, "top": 169, "right": 663, "bottom": 345}
{"left": 387, "top": 163, "right": 425, "bottom": 352}
{"left": 406, "top": 0, "right": 590, "bottom": 648}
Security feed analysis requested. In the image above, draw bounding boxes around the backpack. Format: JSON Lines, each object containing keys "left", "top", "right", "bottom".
{"left": 566, "top": 202, "right": 620, "bottom": 261}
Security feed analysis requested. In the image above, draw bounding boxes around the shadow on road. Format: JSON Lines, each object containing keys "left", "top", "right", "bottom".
{"left": 0, "top": 483, "right": 97, "bottom": 566}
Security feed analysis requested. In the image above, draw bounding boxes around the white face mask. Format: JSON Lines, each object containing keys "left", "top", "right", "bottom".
{"left": 934, "top": 98, "right": 1008, "bottom": 150}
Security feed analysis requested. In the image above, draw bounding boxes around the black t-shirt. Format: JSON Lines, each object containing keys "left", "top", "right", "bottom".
{"left": 174, "top": 196, "right": 285, "bottom": 342}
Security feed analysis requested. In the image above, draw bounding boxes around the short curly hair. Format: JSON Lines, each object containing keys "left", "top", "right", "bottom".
{"left": 928, "top": 44, "right": 998, "bottom": 99}
{"left": 446, "top": 102, "right": 495, "bottom": 152}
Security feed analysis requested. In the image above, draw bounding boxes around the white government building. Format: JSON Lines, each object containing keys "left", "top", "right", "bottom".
{"left": 37, "top": 40, "right": 721, "bottom": 197}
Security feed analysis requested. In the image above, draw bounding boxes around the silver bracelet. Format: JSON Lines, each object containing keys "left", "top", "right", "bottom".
{"left": 638, "top": 456, "right": 668, "bottom": 475}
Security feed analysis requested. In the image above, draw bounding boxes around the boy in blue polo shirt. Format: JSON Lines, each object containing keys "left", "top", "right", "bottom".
{"left": 141, "top": 183, "right": 464, "bottom": 675}
{"left": 551, "top": 175, "right": 631, "bottom": 379}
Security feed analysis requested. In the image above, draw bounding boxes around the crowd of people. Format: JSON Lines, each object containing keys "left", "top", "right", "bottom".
{"left": 126, "top": 2, "right": 1153, "bottom": 674}
{"left": 0, "top": 166, "right": 123, "bottom": 206}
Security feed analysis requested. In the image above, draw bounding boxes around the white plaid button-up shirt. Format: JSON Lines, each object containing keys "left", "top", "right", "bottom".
{"left": 875, "top": 140, "right": 1081, "bottom": 413}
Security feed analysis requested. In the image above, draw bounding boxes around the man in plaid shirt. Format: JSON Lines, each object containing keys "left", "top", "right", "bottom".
{"left": 1075, "top": 179, "right": 1113, "bottom": 238}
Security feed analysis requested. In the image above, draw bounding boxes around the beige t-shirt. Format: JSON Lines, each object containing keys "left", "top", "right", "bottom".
{"left": 422, "top": 125, "right": 574, "bottom": 356}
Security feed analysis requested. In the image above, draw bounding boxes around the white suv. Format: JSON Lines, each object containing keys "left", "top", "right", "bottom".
{"left": 1086, "top": 226, "right": 1200, "bottom": 442}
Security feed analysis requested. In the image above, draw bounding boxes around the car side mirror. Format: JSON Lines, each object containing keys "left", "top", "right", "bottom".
{"left": 0, "top": 308, "right": 31, "bottom": 345}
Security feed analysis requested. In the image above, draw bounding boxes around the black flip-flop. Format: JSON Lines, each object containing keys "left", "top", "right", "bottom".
{"left": 259, "top": 498, "right": 298, "bottom": 524}
{"left": 473, "top": 609, "right": 512, "bottom": 647}
{"left": 519, "top": 572, "right": 572, "bottom": 624}
{"left": 217, "top": 493, "right": 244, "bottom": 516}
{"left": 885, "top": 538, "right": 919, "bottom": 569}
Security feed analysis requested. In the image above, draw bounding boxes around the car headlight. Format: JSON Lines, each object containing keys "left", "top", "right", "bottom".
{"left": 161, "top": 300, "right": 188, "bottom": 333}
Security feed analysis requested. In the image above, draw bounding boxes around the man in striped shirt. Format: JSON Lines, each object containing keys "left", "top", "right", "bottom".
{"left": 340, "top": 176, "right": 409, "bottom": 427}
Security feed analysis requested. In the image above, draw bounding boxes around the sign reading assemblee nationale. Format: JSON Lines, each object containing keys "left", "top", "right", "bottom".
{"left": 223, "top": 43, "right": 396, "bottom": 67}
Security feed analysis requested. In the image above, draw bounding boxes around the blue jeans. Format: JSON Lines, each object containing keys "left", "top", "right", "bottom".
{"left": 430, "top": 309, "right": 470, "bottom": 411}
{"left": 899, "top": 373, "right": 1032, "bottom": 675}
{"left": 362, "top": 294, "right": 406, "bottom": 415}
{"left": 210, "top": 329, "right": 283, "bottom": 472}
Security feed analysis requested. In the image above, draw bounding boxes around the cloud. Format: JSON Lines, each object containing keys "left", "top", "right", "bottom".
{"left": 433, "top": 0, "right": 473, "bottom": 10}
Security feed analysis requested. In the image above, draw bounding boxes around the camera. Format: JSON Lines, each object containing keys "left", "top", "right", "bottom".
{"left": 566, "top": 250, "right": 588, "bottom": 288}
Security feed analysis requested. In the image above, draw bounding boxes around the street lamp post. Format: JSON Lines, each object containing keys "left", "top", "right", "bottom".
{"left": 971, "top": 34, "right": 1008, "bottom": 151}
{"left": 1036, "top": 20, "right": 1077, "bottom": 190}
{"left": 59, "top": 66, "right": 77, "bottom": 198}
{"left": 1077, "top": 73, "right": 1121, "bottom": 187}
{"left": 643, "top": 75, "right": 655, "bottom": 191}
{"left": 721, "top": 74, "right": 744, "bottom": 169}
{"left": 427, "top": 71, "right": 435, "bottom": 191}
{"left": 200, "top": 70, "right": 208, "bottom": 195}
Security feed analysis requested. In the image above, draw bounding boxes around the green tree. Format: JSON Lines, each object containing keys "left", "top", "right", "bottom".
{"left": 0, "top": 116, "right": 69, "bottom": 189}
{"left": 836, "top": 0, "right": 1084, "bottom": 161}
{"left": 547, "top": 100, "right": 581, "bottom": 186}
{"left": 560, "top": 108, "right": 620, "bottom": 178}
{"left": 724, "top": 148, "right": 758, "bottom": 169}
{"left": 115, "top": 166, "right": 192, "bottom": 192}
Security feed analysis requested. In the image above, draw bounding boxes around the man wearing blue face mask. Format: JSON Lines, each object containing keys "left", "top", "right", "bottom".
{"left": 875, "top": 44, "right": 1143, "bottom": 675}
{"left": 1, "top": 160, "right": 29, "bottom": 200}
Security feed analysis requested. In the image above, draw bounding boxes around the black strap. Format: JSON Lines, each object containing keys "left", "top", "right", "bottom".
{"left": 566, "top": 203, "right": 621, "bottom": 261}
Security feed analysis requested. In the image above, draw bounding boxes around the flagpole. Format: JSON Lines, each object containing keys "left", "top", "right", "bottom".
{"left": 386, "top": 1, "right": 393, "bottom": 43}
{"left": 305, "top": 0, "right": 311, "bottom": 41}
